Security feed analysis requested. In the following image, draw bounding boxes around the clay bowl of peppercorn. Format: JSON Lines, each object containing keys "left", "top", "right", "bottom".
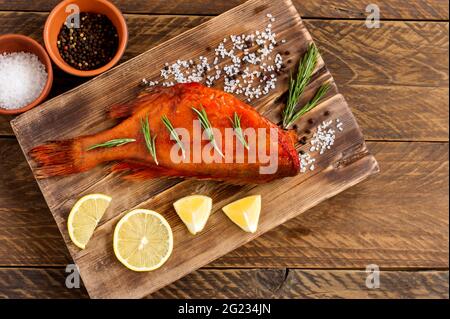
{"left": 44, "top": 0, "right": 128, "bottom": 77}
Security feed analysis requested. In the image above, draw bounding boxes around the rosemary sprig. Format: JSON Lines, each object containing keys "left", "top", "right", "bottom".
{"left": 87, "top": 138, "right": 136, "bottom": 151}
{"left": 282, "top": 43, "right": 322, "bottom": 129}
{"left": 161, "top": 115, "right": 186, "bottom": 159}
{"left": 285, "top": 83, "right": 330, "bottom": 126}
{"left": 229, "top": 112, "right": 249, "bottom": 150}
{"left": 192, "top": 106, "right": 224, "bottom": 157}
{"left": 141, "top": 116, "right": 158, "bottom": 165}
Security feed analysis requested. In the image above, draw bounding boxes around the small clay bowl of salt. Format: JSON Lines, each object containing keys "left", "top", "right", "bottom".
{"left": 0, "top": 34, "right": 53, "bottom": 115}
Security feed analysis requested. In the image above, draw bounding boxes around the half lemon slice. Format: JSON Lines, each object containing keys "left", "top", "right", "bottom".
{"left": 173, "top": 195, "right": 212, "bottom": 235}
{"left": 67, "top": 193, "right": 112, "bottom": 249}
{"left": 113, "top": 209, "right": 173, "bottom": 272}
{"left": 222, "top": 195, "right": 261, "bottom": 233}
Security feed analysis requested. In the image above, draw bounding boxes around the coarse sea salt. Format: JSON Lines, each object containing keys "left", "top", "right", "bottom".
{"left": 0, "top": 52, "right": 47, "bottom": 110}
{"left": 299, "top": 152, "right": 316, "bottom": 173}
{"left": 298, "top": 118, "right": 344, "bottom": 173}
{"left": 310, "top": 120, "right": 336, "bottom": 155}
{"left": 142, "top": 15, "right": 285, "bottom": 102}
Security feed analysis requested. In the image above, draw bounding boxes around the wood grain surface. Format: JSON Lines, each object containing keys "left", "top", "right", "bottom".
{"left": 0, "top": 0, "right": 448, "bottom": 20}
{"left": 1, "top": 268, "right": 447, "bottom": 299}
{"left": 0, "top": 0, "right": 448, "bottom": 299}
{"left": 10, "top": 0, "right": 379, "bottom": 298}
{"left": 1, "top": 14, "right": 448, "bottom": 140}
{"left": 0, "top": 140, "right": 447, "bottom": 268}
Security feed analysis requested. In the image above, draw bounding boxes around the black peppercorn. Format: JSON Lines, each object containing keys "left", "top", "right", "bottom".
{"left": 57, "top": 12, "right": 119, "bottom": 71}
{"left": 299, "top": 136, "right": 307, "bottom": 144}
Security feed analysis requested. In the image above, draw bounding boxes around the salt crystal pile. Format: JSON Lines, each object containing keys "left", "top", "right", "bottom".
{"left": 299, "top": 152, "right": 316, "bottom": 173}
{"left": 310, "top": 120, "right": 336, "bottom": 155}
{"left": 336, "top": 118, "right": 344, "bottom": 131}
{"left": 0, "top": 52, "right": 48, "bottom": 109}
{"left": 298, "top": 118, "right": 345, "bottom": 173}
{"left": 142, "top": 14, "right": 285, "bottom": 102}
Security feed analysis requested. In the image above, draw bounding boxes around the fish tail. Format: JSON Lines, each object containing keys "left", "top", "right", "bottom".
{"left": 29, "top": 139, "right": 83, "bottom": 178}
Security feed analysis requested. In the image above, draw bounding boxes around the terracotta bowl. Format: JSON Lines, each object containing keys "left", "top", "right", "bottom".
{"left": 44, "top": 0, "right": 128, "bottom": 77}
{"left": 0, "top": 34, "right": 53, "bottom": 115}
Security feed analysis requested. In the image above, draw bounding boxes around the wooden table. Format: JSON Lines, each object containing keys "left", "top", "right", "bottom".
{"left": 0, "top": 0, "right": 448, "bottom": 299}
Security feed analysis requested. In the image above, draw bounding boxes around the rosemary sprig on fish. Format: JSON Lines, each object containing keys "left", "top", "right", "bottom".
{"left": 161, "top": 114, "right": 186, "bottom": 160}
{"left": 192, "top": 106, "right": 224, "bottom": 158}
{"left": 141, "top": 116, "right": 158, "bottom": 165}
{"left": 87, "top": 138, "right": 136, "bottom": 151}
{"left": 229, "top": 112, "right": 249, "bottom": 150}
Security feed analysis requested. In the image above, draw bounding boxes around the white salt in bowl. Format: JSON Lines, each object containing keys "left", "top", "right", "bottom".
{"left": 0, "top": 34, "right": 53, "bottom": 115}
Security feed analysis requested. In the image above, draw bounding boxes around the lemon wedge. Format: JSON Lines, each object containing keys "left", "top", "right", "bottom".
{"left": 222, "top": 195, "right": 261, "bottom": 233}
{"left": 67, "top": 193, "right": 112, "bottom": 249}
{"left": 113, "top": 209, "right": 173, "bottom": 272}
{"left": 173, "top": 195, "right": 212, "bottom": 235}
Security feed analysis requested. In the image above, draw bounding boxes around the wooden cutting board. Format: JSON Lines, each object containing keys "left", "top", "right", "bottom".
{"left": 11, "top": 0, "right": 378, "bottom": 298}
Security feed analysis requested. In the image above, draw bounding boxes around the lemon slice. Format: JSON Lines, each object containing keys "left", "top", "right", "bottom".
{"left": 222, "top": 195, "right": 261, "bottom": 233}
{"left": 173, "top": 195, "right": 212, "bottom": 235}
{"left": 67, "top": 193, "right": 112, "bottom": 249}
{"left": 113, "top": 209, "right": 173, "bottom": 272}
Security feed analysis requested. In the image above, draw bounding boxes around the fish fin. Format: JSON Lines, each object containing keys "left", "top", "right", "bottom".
{"left": 112, "top": 161, "right": 254, "bottom": 184}
{"left": 137, "top": 90, "right": 152, "bottom": 98}
{"left": 182, "top": 175, "right": 258, "bottom": 185}
{"left": 107, "top": 102, "right": 135, "bottom": 119}
{"left": 108, "top": 86, "right": 179, "bottom": 119}
{"left": 112, "top": 161, "right": 210, "bottom": 181}
{"left": 107, "top": 88, "right": 162, "bottom": 119}
{"left": 29, "top": 140, "right": 83, "bottom": 178}
{"left": 111, "top": 161, "right": 168, "bottom": 180}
